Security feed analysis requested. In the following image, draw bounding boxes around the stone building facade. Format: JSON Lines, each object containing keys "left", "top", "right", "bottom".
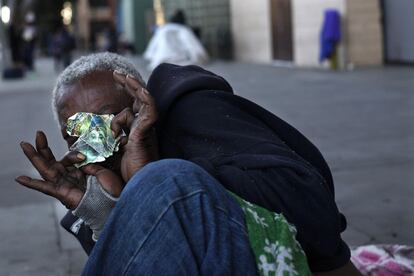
{"left": 230, "top": 0, "right": 384, "bottom": 68}
{"left": 160, "top": 0, "right": 232, "bottom": 59}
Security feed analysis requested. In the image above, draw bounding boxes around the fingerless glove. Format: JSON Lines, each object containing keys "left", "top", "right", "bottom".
{"left": 72, "top": 176, "right": 118, "bottom": 241}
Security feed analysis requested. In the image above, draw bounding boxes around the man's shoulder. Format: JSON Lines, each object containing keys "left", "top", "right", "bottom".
{"left": 147, "top": 64, "right": 234, "bottom": 125}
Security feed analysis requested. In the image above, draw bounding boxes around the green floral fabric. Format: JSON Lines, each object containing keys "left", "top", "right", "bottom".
{"left": 230, "top": 193, "right": 311, "bottom": 276}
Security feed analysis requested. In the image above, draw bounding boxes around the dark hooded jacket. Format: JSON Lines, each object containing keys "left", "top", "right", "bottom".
{"left": 62, "top": 63, "right": 350, "bottom": 272}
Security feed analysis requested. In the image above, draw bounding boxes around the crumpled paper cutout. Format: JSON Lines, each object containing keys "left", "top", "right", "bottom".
{"left": 66, "top": 112, "right": 119, "bottom": 168}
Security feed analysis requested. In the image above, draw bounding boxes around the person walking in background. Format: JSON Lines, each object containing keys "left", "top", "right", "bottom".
{"left": 105, "top": 24, "right": 118, "bottom": 53}
{"left": 8, "top": 23, "right": 23, "bottom": 66}
{"left": 143, "top": 9, "right": 209, "bottom": 70}
{"left": 169, "top": 9, "right": 187, "bottom": 25}
{"left": 21, "top": 12, "right": 37, "bottom": 71}
{"left": 50, "top": 26, "right": 76, "bottom": 72}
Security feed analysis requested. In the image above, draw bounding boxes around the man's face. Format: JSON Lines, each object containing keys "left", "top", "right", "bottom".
{"left": 57, "top": 70, "right": 134, "bottom": 172}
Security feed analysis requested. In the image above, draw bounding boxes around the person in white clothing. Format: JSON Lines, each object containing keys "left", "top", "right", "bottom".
{"left": 144, "top": 11, "right": 209, "bottom": 70}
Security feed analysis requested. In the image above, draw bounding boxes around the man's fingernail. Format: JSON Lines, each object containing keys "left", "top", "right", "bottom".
{"left": 142, "top": 88, "right": 149, "bottom": 94}
{"left": 112, "top": 130, "right": 116, "bottom": 137}
{"left": 77, "top": 153, "right": 86, "bottom": 160}
{"left": 114, "top": 70, "right": 122, "bottom": 75}
{"left": 20, "top": 141, "right": 26, "bottom": 146}
{"left": 15, "top": 176, "right": 29, "bottom": 183}
{"left": 126, "top": 74, "right": 136, "bottom": 81}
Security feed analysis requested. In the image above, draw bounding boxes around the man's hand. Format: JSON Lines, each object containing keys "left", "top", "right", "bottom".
{"left": 16, "top": 131, "right": 123, "bottom": 209}
{"left": 112, "top": 71, "right": 159, "bottom": 182}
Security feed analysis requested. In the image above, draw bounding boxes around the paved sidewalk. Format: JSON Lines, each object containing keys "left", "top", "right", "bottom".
{"left": 1, "top": 56, "right": 413, "bottom": 275}
{"left": 0, "top": 58, "right": 88, "bottom": 276}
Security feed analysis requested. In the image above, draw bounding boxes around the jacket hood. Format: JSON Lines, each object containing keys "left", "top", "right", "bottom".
{"left": 147, "top": 63, "right": 233, "bottom": 125}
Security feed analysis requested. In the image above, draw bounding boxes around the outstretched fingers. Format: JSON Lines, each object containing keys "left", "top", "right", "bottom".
{"left": 20, "top": 141, "right": 54, "bottom": 180}
{"left": 15, "top": 175, "right": 56, "bottom": 197}
{"left": 35, "top": 131, "right": 56, "bottom": 164}
{"left": 113, "top": 70, "right": 127, "bottom": 86}
{"left": 134, "top": 100, "right": 158, "bottom": 134}
{"left": 113, "top": 70, "right": 158, "bottom": 146}
{"left": 21, "top": 140, "right": 82, "bottom": 183}
{"left": 124, "top": 75, "right": 158, "bottom": 134}
{"left": 113, "top": 70, "right": 157, "bottom": 116}
{"left": 125, "top": 75, "right": 156, "bottom": 112}
{"left": 113, "top": 70, "right": 141, "bottom": 115}
{"left": 113, "top": 70, "right": 142, "bottom": 101}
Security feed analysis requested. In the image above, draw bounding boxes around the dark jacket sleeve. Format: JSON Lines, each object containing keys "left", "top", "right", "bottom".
{"left": 158, "top": 90, "right": 350, "bottom": 272}
{"left": 61, "top": 211, "right": 95, "bottom": 255}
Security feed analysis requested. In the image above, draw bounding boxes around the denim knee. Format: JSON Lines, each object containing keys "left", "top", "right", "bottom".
{"left": 88, "top": 162, "right": 255, "bottom": 276}
{"left": 118, "top": 159, "right": 244, "bottom": 223}
{"left": 122, "top": 159, "right": 211, "bottom": 195}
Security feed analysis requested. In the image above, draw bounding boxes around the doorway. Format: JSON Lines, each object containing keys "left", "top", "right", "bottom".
{"left": 270, "top": 0, "right": 293, "bottom": 61}
{"left": 382, "top": 0, "right": 414, "bottom": 63}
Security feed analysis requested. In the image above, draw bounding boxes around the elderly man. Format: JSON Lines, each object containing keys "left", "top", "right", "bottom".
{"left": 16, "top": 53, "right": 360, "bottom": 275}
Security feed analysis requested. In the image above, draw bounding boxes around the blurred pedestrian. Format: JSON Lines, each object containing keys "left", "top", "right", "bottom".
{"left": 143, "top": 10, "right": 209, "bottom": 70}
{"left": 320, "top": 9, "right": 341, "bottom": 70}
{"left": 21, "top": 12, "right": 38, "bottom": 71}
{"left": 8, "top": 23, "right": 23, "bottom": 65}
{"left": 105, "top": 25, "right": 118, "bottom": 53}
{"left": 118, "top": 33, "right": 136, "bottom": 55}
{"left": 51, "top": 26, "right": 76, "bottom": 72}
{"left": 170, "top": 9, "right": 187, "bottom": 25}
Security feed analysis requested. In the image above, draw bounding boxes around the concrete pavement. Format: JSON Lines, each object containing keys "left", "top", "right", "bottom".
{"left": 0, "top": 59, "right": 88, "bottom": 276}
{"left": 1, "top": 56, "right": 413, "bottom": 275}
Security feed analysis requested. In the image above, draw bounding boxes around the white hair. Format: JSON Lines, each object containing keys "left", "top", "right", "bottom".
{"left": 51, "top": 52, "right": 145, "bottom": 120}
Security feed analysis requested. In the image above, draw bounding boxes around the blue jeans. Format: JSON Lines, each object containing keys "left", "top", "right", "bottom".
{"left": 82, "top": 159, "right": 258, "bottom": 275}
